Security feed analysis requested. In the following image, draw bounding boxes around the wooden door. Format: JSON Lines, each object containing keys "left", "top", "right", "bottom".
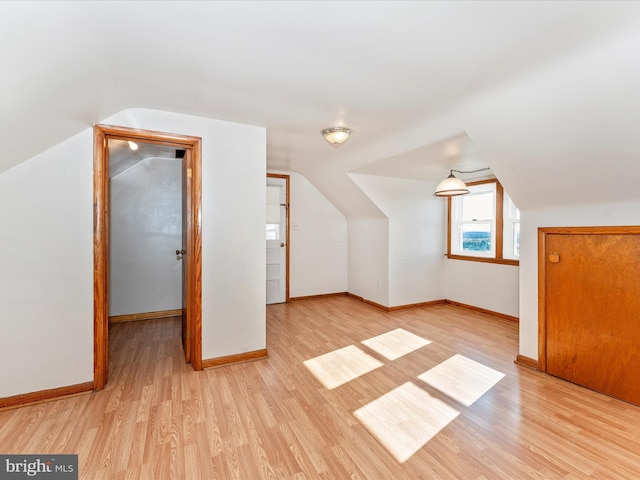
{"left": 181, "top": 151, "right": 191, "bottom": 362}
{"left": 544, "top": 232, "right": 640, "bottom": 405}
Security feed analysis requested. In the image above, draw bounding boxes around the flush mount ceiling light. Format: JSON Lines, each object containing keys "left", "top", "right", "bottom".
{"left": 322, "top": 127, "right": 351, "bottom": 146}
{"left": 127, "top": 141, "right": 139, "bottom": 151}
{"left": 434, "top": 168, "right": 490, "bottom": 197}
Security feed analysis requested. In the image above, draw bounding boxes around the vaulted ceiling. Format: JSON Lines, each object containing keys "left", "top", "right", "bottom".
{"left": 2, "top": 1, "right": 639, "bottom": 214}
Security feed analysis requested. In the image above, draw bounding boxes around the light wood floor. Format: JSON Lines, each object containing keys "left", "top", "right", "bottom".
{"left": 1, "top": 297, "right": 640, "bottom": 479}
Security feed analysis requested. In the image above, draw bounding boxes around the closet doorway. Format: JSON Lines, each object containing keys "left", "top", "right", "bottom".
{"left": 539, "top": 226, "right": 640, "bottom": 406}
{"left": 93, "top": 125, "right": 203, "bottom": 390}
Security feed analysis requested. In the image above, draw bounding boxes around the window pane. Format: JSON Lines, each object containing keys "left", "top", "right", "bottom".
{"left": 266, "top": 185, "right": 281, "bottom": 223}
{"left": 503, "top": 192, "right": 520, "bottom": 260}
{"left": 461, "top": 223, "right": 491, "bottom": 253}
{"left": 505, "top": 193, "right": 520, "bottom": 220}
{"left": 266, "top": 224, "right": 280, "bottom": 240}
{"left": 513, "top": 223, "right": 520, "bottom": 257}
{"left": 462, "top": 192, "right": 494, "bottom": 221}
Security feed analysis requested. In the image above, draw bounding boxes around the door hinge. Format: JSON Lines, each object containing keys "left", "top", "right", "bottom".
{"left": 187, "top": 168, "right": 192, "bottom": 179}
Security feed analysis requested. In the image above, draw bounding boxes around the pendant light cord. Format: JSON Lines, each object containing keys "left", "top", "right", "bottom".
{"left": 450, "top": 167, "right": 491, "bottom": 175}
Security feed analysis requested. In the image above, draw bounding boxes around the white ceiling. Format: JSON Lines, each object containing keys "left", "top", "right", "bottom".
{"left": 108, "top": 140, "right": 179, "bottom": 178}
{"left": 2, "top": 1, "right": 640, "bottom": 213}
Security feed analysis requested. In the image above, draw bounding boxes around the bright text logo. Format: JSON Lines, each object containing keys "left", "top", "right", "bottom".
{"left": 0, "top": 455, "right": 77, "bottom": 479}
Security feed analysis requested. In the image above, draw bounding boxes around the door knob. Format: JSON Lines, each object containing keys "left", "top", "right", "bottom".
{"left": 280, "top": 243, "right": 285, "bottom": 247}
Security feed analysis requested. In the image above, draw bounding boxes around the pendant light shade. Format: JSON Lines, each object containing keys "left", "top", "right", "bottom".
{"left": 434, "top": 172, "right": 470, "bottom": 197}
{"left": 434, "top": 168, "right": 491, "bottom": 197}
{"left": 322, "top": 127, "right": 351, "bottom": 146}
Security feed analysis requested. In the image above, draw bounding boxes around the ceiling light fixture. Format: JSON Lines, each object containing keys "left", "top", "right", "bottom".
{"left": 322, "top": 127, "right": 351, "bottom": 146}
{"left": 434, "top": 168, "right": 490, "bottom": 197}
{"left": 128, "top": 141, "right": 139, "bottom": 151}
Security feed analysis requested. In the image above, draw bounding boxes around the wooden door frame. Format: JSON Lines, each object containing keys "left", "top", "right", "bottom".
{"left": 267, "top": 173, "right": 290, "bottom": 302}
{"left": 538, "top": 225, "right": 640, "bottom": 374}
{"left": 93, "top": 124, "right": 203, "bottom": 390}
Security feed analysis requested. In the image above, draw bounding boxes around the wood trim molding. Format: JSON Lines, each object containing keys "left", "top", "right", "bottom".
{"left": 0, "top": 382, "right": 93, "bottom": 411}
{"left": 361, "top": 298, "right": 389, "bottom": 311}
{"left": 346, "top": 293, "right": 445, "bottom": 313}
{"left": 290, "top": 292, "right": 348, "bottom": 302}
{"left": 267, "top": 173, "right": 290, "bottom": 303}
{"left": 93, "top": 126, "right": 109, "bottom": 390}
{"left": 346, "top": 293, "right": 365, "bottom": 302}
{"left": 444, "top": 299, "right": 519, "bottom": 322}
{"left": 190, "top": 139, "right": 203, "bottom": 371}
{"left": 389, "top": 300, "right": 446, "bottom": 312}
{"left": 538, "top": 228, "right": 548, "bottom": 373}
{"left": 495, "top": 181, "right": 504, "bottom": 259}
{"left": 446, "top": 195, "right": 452, "bottom": 255}
{"left": 94, "top": 124, "right": 204, "bottom": 390}
{"left": 346, "top": 293, "right": 389, "bottom": 312}
{"left": 446, "top": 255, "right": 519, "bottom": 266}
{"left": 299, "top": 293, "right": 518, "bottom": 322}
{"left": 202, "top": 349, "right": 269, "bottom": 369}
{"left": 514, "top": 355, "right": 539, "bottom": 370}
{"left": 538, "top": 225, "right": 640, "bottom": 235}
{"left": 109, "top": 309, "right": 183, "bottom": 324}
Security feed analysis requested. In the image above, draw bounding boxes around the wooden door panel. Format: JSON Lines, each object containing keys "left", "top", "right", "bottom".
{"left": 546, "top": 233, "right": 640, "bottom": 405}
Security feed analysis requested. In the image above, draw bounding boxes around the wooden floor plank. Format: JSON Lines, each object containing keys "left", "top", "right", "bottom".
{"left": 1, "top": 299, "right": 640, "bottom": 478}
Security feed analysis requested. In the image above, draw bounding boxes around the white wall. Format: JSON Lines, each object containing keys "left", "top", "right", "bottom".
{"left": 0, "top": 130, "right": 94, "bottom": 397}
{"left": 444, "top": 260, "right": 519, "bottom": 317}
{"left": 268, "top": 171, "right": 348, "bottom": 297}
{"left": 348, "top": 218, "right": 389, "bottom": 306}
{"left": 109, "top": 157, "right": 182, "bottom": 316}
{"left": 519, "top": 201, "right": 640, "bottom": 360}
{"left": 0, "top": 108, "right": 265, "bottom": 398}
{"left": 349, "top": 174, "right": 445, "bottom": 307}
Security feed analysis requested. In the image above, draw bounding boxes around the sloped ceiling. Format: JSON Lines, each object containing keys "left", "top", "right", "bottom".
{"left": 2, "top": 1, "right": 640, "bottom": 214}
{"left": 108, "top": 140, "right": 179, "bottom": 178}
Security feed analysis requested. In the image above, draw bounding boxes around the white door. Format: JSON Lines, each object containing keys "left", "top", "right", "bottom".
{"left": 266, "top": 177, "right": 287, "bottom": 304}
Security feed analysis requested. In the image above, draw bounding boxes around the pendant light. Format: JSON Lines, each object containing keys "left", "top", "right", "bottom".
{"left": 434, "top": 168, "right": 490, "bottom": 197}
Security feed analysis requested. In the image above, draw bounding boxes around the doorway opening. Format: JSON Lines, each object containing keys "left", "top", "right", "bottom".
{"left": 93, "top": 125, "right": 203, "bottom": 390}
{"left": 538, "top": 225, "right": 640, "bottom": 406}
{"left": 266, "top": 174, "right": 290, "bottom": 304}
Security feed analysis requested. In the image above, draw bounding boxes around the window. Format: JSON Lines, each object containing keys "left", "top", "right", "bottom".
{"left": 266, "top": 224, "right": 280, "bottom": 240}
{"left": 448, "top": 179, "right": 519, "bottom": 265}
{"left": 451, "top": 182, "right": 496, "bottom": 258}
{"left": 503, "top": 193, "right": 520, "bottom": 260}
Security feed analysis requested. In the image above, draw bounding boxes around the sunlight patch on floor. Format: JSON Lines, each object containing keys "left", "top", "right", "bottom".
{"left": 354, "top": 382, "right": 459, "bottom": 463}
{"left": 361, "top": 328, "right": 431, "bottom": 360}
{"left": 418, "top": 354, "right": 505, "bottom": 407}
{"left": 303, "top": 345, "right": 384, "bottom": 389}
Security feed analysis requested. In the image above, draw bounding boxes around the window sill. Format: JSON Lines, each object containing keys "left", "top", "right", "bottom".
{"left": 446, "top": 254, "right": 519, "bottom": 266}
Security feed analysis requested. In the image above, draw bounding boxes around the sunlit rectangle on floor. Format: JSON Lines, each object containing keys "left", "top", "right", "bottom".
{"left": 418, "top": 354, "right": 505, "bottom": 407}
{"left": 303, "top": 345, "right": 384, "bottom": 390}
{"left": 361, "top": 328, "right": 431, "bottom": 360}
{"left": 354, "top": 382, "right": 459, "bottom": 463}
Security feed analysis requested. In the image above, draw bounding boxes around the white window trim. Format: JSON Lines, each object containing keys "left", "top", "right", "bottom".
{"left": 450, "top": 183, "right": 497, "bottom": 258}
